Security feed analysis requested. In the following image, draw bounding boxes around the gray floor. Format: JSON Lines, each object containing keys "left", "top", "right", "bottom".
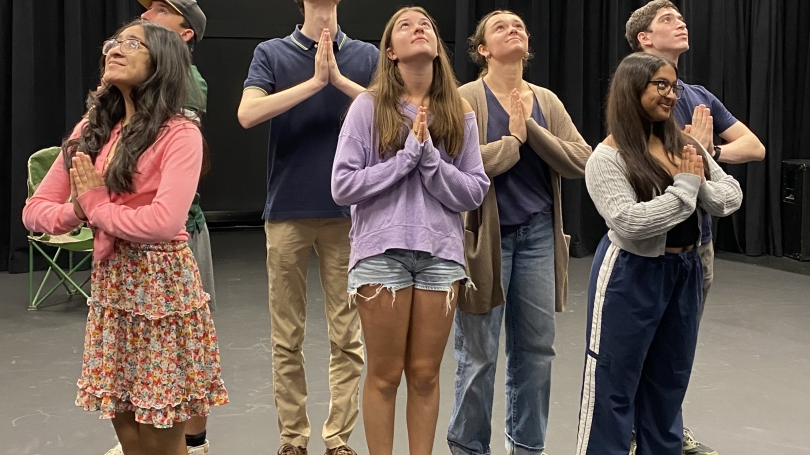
{"left": 2, "top": 230, "right": 809, "bottom": 455}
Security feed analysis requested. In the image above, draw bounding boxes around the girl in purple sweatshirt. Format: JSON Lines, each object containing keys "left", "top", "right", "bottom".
{"left": 331, "top": 6, "right": 489, "bottom": 454}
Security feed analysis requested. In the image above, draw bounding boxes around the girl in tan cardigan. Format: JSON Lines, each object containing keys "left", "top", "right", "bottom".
{"left": 447, "top": 10, "right": 592, "bottom": 455}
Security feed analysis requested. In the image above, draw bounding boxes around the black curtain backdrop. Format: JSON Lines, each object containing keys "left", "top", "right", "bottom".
{"left": 2, "top": 0, "right": 809, "bottom": 272}
{"left": 0, "top": 0, "right": 141, "bottom": 272}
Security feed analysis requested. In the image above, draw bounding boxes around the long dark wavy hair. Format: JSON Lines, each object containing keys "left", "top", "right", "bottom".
{"left": 606, "top": 52, "right": 709, "bottom": 202}
{"left": 62, "top": 20, "right": 193, "bottom": 194}
{"left": 370, "top": 6, "right": 465, "bottom": 158}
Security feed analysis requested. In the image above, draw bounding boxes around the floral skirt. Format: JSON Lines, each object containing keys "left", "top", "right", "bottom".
{"left": 75, "top": 240, "right": 228, "bottom": 428}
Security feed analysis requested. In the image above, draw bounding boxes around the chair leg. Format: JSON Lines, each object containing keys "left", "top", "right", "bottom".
{"left": 67, "top": 251, "right": 75, "bottom": 294}
{"left": 29, "top": 242, "right": 35, "bottom": 310}
{"left": 43, "top": 253, "right": 92, "bottom": 301}
{"left": 30, "top": 246, "right": 62, "bottom": 310}
{"left": 29, "top": 244, "right": 92, "bottom": 309}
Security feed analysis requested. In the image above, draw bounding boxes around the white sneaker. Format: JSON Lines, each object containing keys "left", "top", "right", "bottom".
{"left": 104, "top": 440, "right": 209, "bottom": 455}
{"left": 187, "top": 440, "right": 210, "bottom": 454}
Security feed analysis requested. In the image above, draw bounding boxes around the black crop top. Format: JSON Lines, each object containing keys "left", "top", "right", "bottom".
{"left": 666, "top": 211, "right": 700, "bottom": 248}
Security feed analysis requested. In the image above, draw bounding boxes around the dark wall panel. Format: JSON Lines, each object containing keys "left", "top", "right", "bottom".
{"left": 193, "top": 38, "right": 268, "bottom": 218}
{"left": 201, "top": 0, "right": 455, "bottom": 41}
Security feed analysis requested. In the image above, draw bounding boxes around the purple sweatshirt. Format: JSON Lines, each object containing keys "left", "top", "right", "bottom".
{"left": 332, "top": 92, "right": 490, "bottom": 271}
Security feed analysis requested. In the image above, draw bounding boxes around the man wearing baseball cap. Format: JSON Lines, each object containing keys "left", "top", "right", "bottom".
{"left": 104, "top": 2, "right": 216, "bottom": 455}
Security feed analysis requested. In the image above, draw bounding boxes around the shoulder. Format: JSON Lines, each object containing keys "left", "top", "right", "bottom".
{"left": 458, "top": 79, "right": 482, "bottom": 96}
{"left": 528, "top": 83, "right": 563, "bottom": 106}
{"left": 590, "top": 142, "right": 623, "bottom": 165}
{"left": 681, "top": 81, "right": 720, "bottom": 103}
{"left": 344, "top": 37, "right": 379, "bottom": 55}
{"left": 352, "top": 91, "right": 375, "bottom": 108}
{"left": 252, "top": 37, "right": 291, "bottom": 59}
{"left": 160, "top": 117, "right": 202, "bottom": 142}
{"left": 460, "top": 98, "right": 474, "bottom": 114}
{"left": 69, "top": 118, "right": 90, "bottom": 139}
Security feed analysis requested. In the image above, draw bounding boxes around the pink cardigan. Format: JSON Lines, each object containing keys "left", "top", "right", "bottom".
{"left": 23, "top": 118, "right": 203, "bottom": 261}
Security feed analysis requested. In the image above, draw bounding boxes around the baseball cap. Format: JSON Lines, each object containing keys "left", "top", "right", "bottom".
{"left": 139, "top": 0, "right": 207, "bottom": 44}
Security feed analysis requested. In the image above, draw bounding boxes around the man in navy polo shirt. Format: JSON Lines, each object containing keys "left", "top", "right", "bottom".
{"left": 626, "top": 2, "right": 766, "bottom": 455}
{"left": 237, "top": 2, "right": 377, "bottom": 455}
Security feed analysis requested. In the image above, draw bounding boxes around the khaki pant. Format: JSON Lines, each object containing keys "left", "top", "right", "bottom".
{"left": 265, "top": 218, "right": 363, "bottom": 449}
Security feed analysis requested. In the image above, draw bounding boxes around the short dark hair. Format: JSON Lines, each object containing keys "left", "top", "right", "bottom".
{"left": 625, "top": 0, "right": 680, "bottom": 52}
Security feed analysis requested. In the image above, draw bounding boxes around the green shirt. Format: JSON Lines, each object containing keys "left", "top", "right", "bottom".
{"left": 185, "top": 65, "right": 208, "bottom": 116}
{"left": 185, "top": 65, "right": 208, "bottom": 233}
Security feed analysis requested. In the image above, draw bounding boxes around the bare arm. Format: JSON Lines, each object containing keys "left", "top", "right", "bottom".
{"left": 238, "top": 29, "right": 332, "bottom": 129}
{"left": 238, "top": 82, "right": 325, "bottom": 129}
{"left": 717, "top": 121, "right": 766, "bottom": 164}
{"left": 326, "top": 35, "right": 366, "bottom": 100}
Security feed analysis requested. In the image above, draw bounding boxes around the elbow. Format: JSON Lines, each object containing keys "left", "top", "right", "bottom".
{"left": 21, "top": 207, "right": 35, "bottom": 232}
{"left": 613, "top": 225, "right": 647, "bottom": 241}
{"left": 156, "top": 224, "right": 183, "bottom": 243}
{"left": 237, "top": 106, "right": 257, "bottom": 129}
{"left": 331, "top": 182, "right": 352, "bottom": 207}
{"left": 473, "top": 181, "right": 491, "bottom": 207}
{"left": 753, "top": 143, "right": 766, "bottom": 161}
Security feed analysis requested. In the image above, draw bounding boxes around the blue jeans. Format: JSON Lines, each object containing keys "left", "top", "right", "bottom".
{"left": 448, "top": 212, "right": 556, "bottom": 455}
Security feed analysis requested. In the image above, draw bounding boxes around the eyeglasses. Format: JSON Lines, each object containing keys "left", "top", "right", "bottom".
{"left": 649, "top": 80, "right": 684, "bottom": 100}
{"left": 102, "top": 38, "right": 148, "bottom": 56}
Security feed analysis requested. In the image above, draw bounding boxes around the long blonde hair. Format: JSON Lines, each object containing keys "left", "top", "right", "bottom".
{"left": 370, "top": 6, "right": 465, "bottom": 158}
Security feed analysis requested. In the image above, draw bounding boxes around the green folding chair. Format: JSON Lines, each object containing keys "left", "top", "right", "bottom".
{"left": 27, "top": 146, "right": 94, "bottom": 310}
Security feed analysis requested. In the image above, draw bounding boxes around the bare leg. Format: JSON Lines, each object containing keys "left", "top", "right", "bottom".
{"left": 356, "top": 285, "right": 413, "bottom": 455}
{"left": 405, "top": 284, "right": 459, "bottom": 455}
{"left": 111, "top": 412, "right": 141, "bottom": 455}
{"left": 111, "top": 412, "right": 187, "bottom": 455}
{"left": 185, "top": 416, "right": 207, "bottom": 437}
{"left": 139, "top": 420, "right": 188, "bottom": 455}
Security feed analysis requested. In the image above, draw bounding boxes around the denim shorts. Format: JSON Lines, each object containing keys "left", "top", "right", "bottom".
{"left": 347, "top": 249, "right": 470, "bottom": 308}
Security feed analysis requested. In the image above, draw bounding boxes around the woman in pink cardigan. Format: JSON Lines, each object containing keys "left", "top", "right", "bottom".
{"left": 23, "top": 20, "right": 227, "bottom": 455}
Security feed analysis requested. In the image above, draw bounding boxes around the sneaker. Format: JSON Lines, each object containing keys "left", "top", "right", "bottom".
{"left": 187, "top": 439, "right": 210, "bottom": 454}
{"left": 325, "top": 446, "right": 356, "bottom": 455}
{"left": 279, "top": 444, "right": 308, "bottom": 455}
{"left": 105, "top": 440, "right": 210, "bottom": 455}
{"left": 683, "top": 427, "right": 718, "bottom": 455}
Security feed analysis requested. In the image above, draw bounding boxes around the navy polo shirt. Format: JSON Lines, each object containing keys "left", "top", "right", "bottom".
{"left": 244, "top": 26, "right": 378, "bottom": 220}
{"left": 673, "top": 80, "right": 738, "bottom": 243}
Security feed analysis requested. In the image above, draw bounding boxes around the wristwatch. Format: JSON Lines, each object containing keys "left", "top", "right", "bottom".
{"left": 713, "top": 145, "right": 722, "bottom": 161}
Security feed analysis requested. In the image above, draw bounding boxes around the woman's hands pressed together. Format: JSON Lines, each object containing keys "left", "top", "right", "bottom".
{"left": 69, "top": 152, "right": 105, "bottom": 219}
{"left": 412, "top": 106, "right": 429, "bottom": 143}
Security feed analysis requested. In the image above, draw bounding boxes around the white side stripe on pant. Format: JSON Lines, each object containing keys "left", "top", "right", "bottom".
{"left": 576, "top": 243, "right": 620, "bottom": 455}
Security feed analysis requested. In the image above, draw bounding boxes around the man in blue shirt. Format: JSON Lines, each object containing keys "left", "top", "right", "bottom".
{"left": 626, "top": 2, "right": 766, "bottom": 455}
{"left": 237, "top": 2, "right": 378, "bottom": 455}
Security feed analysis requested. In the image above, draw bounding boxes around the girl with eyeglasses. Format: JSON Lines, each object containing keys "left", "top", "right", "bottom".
{"left": 575, "top": 53, "right": 742, "bottom": 455}
{"left": 23, "top": 20, "right": 227, "bottom": 455}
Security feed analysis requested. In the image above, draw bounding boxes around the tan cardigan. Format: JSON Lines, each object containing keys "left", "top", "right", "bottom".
{"left": 457, "top": 79, "right": 592, "bottom": 314}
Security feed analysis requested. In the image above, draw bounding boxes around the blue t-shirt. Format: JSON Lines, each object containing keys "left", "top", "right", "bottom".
{"left": 673, "top": 80, "right": 738, "bottom": 243}
{"left": 244, "top": 26, "right": 378, "bottom": 220}
{"left": 483, "top": 82, "right": 552, "bottom": 235}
